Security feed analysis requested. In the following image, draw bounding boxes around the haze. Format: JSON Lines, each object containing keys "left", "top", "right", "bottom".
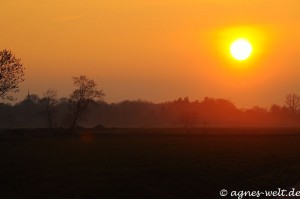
{"left": 1, "top": 0, "right": 300, "bottom": 108}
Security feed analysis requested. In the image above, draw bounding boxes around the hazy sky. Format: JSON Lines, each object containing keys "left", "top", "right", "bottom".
{"left": 1, "top": 0, "right": 300, "bottom": 108}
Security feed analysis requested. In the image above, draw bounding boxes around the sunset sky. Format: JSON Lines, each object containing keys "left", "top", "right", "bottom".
{"left": 1, "top": 0, "right": 300, "bottom": 108}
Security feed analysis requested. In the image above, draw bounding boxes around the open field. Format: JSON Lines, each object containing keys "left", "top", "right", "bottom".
{"left": 1, "top": 128, "right": 300, "bottom": 199}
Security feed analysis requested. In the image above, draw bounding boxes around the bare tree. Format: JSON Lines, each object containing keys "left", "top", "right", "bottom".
{"left": 68, "top": 75, "right": 104, "bottom": 131}
{"left": 40, "top": 89, "right": 58, "bottom": 129}
{"left": 285, "top": 93, "right": 300, "bottom": 113}
{"left": 0, "top": 50, "right": 25, "bottom": 100}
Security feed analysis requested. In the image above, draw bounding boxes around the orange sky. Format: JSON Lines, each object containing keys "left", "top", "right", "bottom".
{"left": 1, "top": 0, "right": 300, "bottom": 108}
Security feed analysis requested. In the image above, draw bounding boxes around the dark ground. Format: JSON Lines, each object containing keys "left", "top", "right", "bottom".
{"left": 1, "top": 128, "right": 300, "bottom": 199}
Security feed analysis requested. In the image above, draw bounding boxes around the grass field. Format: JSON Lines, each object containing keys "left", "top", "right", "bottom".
{"left": 1, "top": 128, "right": 300, "bottom": 199}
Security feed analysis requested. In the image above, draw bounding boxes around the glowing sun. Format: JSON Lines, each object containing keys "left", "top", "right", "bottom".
{"left": 230, "top": 39, "right": 252, "bottom": 61}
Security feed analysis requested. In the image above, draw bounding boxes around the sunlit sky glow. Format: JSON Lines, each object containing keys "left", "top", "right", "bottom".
{"left": 1, "top": 0, "right": 300, "bottom": 108}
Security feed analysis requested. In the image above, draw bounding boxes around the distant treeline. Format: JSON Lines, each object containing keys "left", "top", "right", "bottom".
{"left": 1, "top": 94, "right": 300, "bottom": 128}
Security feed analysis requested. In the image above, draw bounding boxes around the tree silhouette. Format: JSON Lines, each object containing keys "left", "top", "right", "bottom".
{"left": 68, "top": 75, "right": 104, "bottom": 131}
{"left": 40, "top": 89, "right": 58, "bottom": 129}
{"left": 285, "top": 93, "right": 300, "bottom": 114}
{"left": 0, "top": 50, "right": 25, "bottom": 100}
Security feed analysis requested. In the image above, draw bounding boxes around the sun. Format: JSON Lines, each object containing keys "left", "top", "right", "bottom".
{"left": 230, "top": 39, "right": 253, "bottom": 61}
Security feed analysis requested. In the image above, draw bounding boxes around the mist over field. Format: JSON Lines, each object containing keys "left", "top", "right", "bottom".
{"left": 2, "top": 95, "right": 300, "bottom": 129}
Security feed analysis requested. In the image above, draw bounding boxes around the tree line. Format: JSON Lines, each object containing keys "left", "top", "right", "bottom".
{"left": 1, "top": 49, "right": 300, "bottom": 129}
{"left": 1, "top": 95, "right": 300, "bottom": 128}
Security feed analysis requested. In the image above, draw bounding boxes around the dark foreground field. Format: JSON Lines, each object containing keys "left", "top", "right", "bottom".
{"left": 1, "top": 128, "right": 300, "bottom": 199}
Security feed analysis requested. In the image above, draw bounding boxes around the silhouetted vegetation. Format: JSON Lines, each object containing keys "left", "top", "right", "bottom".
{"left": 1, "top": 94, "right": 300, "bottom": 128}
{"left": 285, "top": 93, "right": 300, "bottom": 114}
{"left": 67, "top": 75, "right": 104, "bottom": 131}
{"left": 0, "top": 49, "right": 24, "bottom": 100}
{"left": 39, "top": 89, "right": 58, "bottom": 129}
